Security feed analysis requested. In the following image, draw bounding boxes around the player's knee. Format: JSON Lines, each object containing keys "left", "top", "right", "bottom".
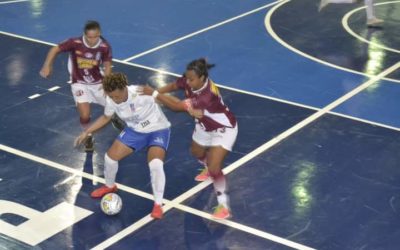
{"left": 149, "top": 158, "right": 164, "bottom": 169}
{"left": 79, "top": 116, "right": 91, "bottom": 125}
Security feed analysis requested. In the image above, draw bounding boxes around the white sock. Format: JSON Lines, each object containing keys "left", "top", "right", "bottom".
{"left": 364, "top": 0, "right": 374, "bottom": 20}
{"left": 149, "top": 158, "right": 165, "bottom": 205}
{"left": 104, "top": 153, "right": 118, "bottom": 187}
{"left": 212, "top": 171, "right": 229, "bottom": 208}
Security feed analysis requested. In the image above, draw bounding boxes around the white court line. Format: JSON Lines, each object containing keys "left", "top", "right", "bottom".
{"left": 0, "top": 0, "right": 30, "bottom": 5}
{"left": 48, "top": 86, "right": 61, "bottom": 91}
{"left": 121, "top": 0, "right": 285, "bottom": 62}
{"left": 0, "top": 144, "right": 315, "bottom": 250}
{"left": 264, "top": 0, "right": 400, "bottom": 84}
{"left": 342, "top": 1, "right": 400, "bottom": 54}
{"left": 0, "top": 31, "right": 398, "bottom": 132}
{"left": 28, "top": 93, "right": 40, "bottom": 99}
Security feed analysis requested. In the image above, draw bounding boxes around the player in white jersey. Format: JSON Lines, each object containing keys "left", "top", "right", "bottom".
{"left": 75, "top": 72, "right": 171, "bottom": 219}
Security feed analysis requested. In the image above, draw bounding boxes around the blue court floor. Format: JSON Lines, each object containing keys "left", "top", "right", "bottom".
{"left": 0, "top": 0, "right": 400, "bottom": 249}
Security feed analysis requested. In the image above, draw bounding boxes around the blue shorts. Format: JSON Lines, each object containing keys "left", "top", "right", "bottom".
{"left": 117, "top": 127, "right": 170, "bottom": 152}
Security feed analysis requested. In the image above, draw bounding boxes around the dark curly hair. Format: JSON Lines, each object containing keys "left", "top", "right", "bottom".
{"left": 102, "top": 72, "right": 128, "bottom": 93}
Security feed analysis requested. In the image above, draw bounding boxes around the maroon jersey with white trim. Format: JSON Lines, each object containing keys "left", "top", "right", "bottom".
{"left": 176, "top": 77, "right": 236, "bottom": 131}
{"left": 58, "top": 36, "right": 112, "bottom": 84}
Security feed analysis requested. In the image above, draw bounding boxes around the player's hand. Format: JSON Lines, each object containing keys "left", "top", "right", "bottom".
{"left": 138, "top": 85, "right": 155, "bottom": 96}
{"left": 189, "top": 108, "right": 203, "bottom": 119}
{"left": 39, "top": 66, "right": 52, "bottom": 78}
{"left": 74, "top": 132, "right": 89, "bottom": 147}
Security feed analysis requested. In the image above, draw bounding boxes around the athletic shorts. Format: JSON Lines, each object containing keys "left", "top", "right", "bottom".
{"left": 71, "top": 83, "right": 106, "bottom": 106}
{"left": 117, "top": 127, "right": 171, "bottom": 152}
{"left": 192, "top": 123, "right": 238, "bottom": 151}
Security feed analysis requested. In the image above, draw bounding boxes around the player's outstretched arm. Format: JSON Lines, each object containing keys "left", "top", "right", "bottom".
{"left": 74, "top": 115, "right": 112, "bottom": 147}
{"left": 158, "top": 82, "right": 179, "bottom": 94}
{"left": 39, "top": 46, "right": 61, "bottom": 78}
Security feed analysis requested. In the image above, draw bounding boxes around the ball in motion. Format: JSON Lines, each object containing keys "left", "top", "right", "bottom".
{"left": 100, "top": 193, "right": 122, "bottom": 215}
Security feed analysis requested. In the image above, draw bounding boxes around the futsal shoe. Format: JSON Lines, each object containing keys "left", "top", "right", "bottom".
{"left": 84, "top": 135, "right": 94, "bottom": 152}
{"left": 151, "top": 204, "right": 163, "bottom": 219}
{"left": 367, "top": 17, "right": 384, "bottom": 27}
{"left": 90, "top": 184, "right": 117, "bottom": 198}
{"left": 194, "top": 168, "right": 210, "bottom": 182}
{"left": 212, "top": 204, "right": 231, "bottom": 220}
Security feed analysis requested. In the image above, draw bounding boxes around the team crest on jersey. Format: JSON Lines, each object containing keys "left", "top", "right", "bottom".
{"left": 84, "top": 52, "right": 93, "bottom": 58}
{"left": 130, "top": 103, "right": 135, "bottom": 111}
{"left": 95, "top": 52, "right": 101, "bottom": 61}
{"left": 75, "top": 50, "right": 82, "bottom": 55}
{"left": 75, "top": 90, "right": 84, "bottom": 97}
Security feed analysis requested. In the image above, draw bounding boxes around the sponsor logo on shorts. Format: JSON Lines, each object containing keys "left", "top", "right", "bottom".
{"left": 154, "top": 137, "right": 164, "bottom": 144}
{"left": 75, "top": 90, "right": 84, "bottom": 97}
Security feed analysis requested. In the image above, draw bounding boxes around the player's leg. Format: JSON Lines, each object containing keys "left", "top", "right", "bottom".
{"left": 191, "top": 123, "right": 211, "bottom": 181}
{"left": 71, "top": 84, "right": 95, "bottom": 151}
{"left": 208, "top": 125, "right": 238, "bottom": 219}
{"left": 146, "top": 128, "right": 170, "bottom": 219}
{"left": 90, "top": 139, "right": 133, "bottom": 198}
{"left": 207, "top": 146, "right": 231, "bottom": 219}
{"left": 365, "top": 0, "right": 383, "bottom": 26}
{"left": 319, "top": 0, "right": 354, "bottom": 11}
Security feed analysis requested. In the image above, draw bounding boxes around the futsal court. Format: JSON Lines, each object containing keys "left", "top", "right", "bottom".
{"left": 0, "top": 0, "right": 400, "bottom": 249}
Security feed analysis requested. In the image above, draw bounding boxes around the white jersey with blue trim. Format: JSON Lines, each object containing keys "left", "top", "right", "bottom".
{"left": 104, "top": 85, "right": 171, "bottom": 133}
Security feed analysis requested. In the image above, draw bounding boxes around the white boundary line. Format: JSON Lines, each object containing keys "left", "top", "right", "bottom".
{"left": 0, "top": 31, "right": 398, "bottom": 132}
{"left": 342, "top": 1, "right": 400, "bottom": 54}
{"left": 0, "top": 144, "right": 315, "bottom": 250}
{"left": 264, "top": 0, "right": 400, "bottom": 84}
{"left": 0, "top": 0, "right": 30, "bottom": 5}
{"left": 121, "top": 0, "right": 285, "bottom": 62}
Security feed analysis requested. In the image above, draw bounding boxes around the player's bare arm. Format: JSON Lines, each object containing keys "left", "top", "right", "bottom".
{"left": 103, "top": 61, "right": 112, "bottom": 76}
{"left": 74, "top": 114, "right": 112, "bottom": 146}
{"left": 157, "top": 82, "right": 179, "bottom": 94}
{"left": 39, "top": 46, "right": 61, "bottom": 78}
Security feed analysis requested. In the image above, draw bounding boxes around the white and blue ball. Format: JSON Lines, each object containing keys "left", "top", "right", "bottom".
{"left": 100, "top": 193, "right": 122, "bottom": 215}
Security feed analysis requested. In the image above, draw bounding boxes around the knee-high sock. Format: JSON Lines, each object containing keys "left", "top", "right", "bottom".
{"left": 209, "top": 170, "right": 229, "bottom": 207}
{"left": 364, "top": 0, "right": 375, "bottom": 19}
{"left": 104, "top": 153, "right": 118, "bottom": 187}
{"left": 149, "top": 159, "right": 166, "bottom": 205}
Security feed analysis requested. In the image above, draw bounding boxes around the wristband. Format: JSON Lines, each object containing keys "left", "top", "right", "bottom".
{"left": 152, "top": 90, "right": 159, "bottom": 98}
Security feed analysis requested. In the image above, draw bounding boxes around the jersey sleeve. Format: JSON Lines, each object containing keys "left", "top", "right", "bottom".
{"left": 58, "top": 38, "right": 75, "bottom": 52}
{"left": 104, "top": 98, "right": 115, "bottom": 117}
{"left": 175, "top": 77, "right": 186, "bottom": 89}
{"left": 101, "top": 42, "right": 113, "bottom": 62}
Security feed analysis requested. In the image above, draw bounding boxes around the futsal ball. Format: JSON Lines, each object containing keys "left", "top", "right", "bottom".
{"left": 100, "top": 193, "right": 122, "bottom": 215}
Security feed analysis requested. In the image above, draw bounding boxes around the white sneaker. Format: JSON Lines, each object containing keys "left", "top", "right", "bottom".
{"left": 318, "top": 0, "right": 330, "bottom": 11}
{"left": 367, "top": 18, "right": 384, "bottom": 27}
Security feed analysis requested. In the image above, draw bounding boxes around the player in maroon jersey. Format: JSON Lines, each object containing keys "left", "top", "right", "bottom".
{"left": 39, "top": 20, "right": 122, "bottom": 151}
{"left": 141, "top": 58, "right": 238, "bottom": 219}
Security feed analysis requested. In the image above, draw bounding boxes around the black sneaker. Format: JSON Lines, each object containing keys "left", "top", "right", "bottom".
{"left": 111, "top": 114, "right": 126, "bottom": 131}
{"left": 84, "top": 134, "right": 94, "bottom": 152}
